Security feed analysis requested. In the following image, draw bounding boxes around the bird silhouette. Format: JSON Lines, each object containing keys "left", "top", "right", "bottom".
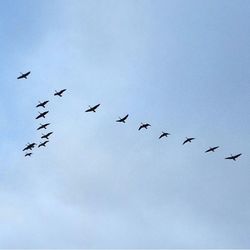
{"left": 37, "top": 123, "right": 50, "bottom": 130}
{"left": 183, "top": 137, "right": 195, "bottom": 145}
{"left": 138, "top": 123, "right": 151, "bottom": 130}
{"left": 159, "top": 132, "right": 170, "bottom": 139}
{"left": 225, "top": 153, "right": 242, "bottom": 161}
{"left": 17, "top": 71, "right": 30, "bottom": 79}
{"left": 38, "top": 141, "right": 49, "bottom": 148}
{"left": 116, "top": 114, "right": 129, "bottom": 123}
{"left": 36, "top": 100, "right": 49, "bottom": 108}
{"left": 36, "top": 111, "right": 49, "bottom": 119}
{"left": 41, "top": 132, "right": 53, "bottom": 140}
{"left": 23, "top": 143, "right": 36, "bottom": 151}
{"left": 54, "top": 89, "right": 66, "bottom": 97}
{"left": 205, "top": 146, "right": 219, "bottom": 153}
{"left": 85, "top": 104, "right": 100, "bottom": 112}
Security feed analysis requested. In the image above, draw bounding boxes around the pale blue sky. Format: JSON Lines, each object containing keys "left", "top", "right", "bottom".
{"left": 1, "top": 0, "right": 250, "bottom": 248}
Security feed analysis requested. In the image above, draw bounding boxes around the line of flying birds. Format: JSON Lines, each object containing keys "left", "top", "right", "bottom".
{"left": 18, "top": 71, "right": 242, "bottom": 162}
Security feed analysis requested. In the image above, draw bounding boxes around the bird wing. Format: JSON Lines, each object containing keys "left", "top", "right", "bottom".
{"left": 159, "top": 134, "right": 163, "bottom": 139}
{"left": 93, "top": 104, "right": 100, "bottom": 109}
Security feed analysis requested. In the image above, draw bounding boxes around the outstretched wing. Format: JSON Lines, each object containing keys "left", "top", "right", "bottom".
{"left": 93, "top": 104, "right": 100, "bottom": 110}
{"left": 123, "top": 114, "right": 129, "bottom": 120}
{"left": 183, "top": 139, "right": 188, "bottom": 145}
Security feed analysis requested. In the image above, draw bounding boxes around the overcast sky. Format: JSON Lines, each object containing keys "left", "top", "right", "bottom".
{"left": 1, "top": 0, "right": 250, "bottom": 248}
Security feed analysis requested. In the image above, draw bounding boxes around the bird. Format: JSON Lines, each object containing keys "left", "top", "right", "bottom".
{"left": 85, "top": 104, "right": 100, "bottom": 112}
{"left": 41, "top": 132, "right": 53, "bottom": 140}
{"left": 225, "top": 153, "right": 242, "bottom": 161}
{"left": 183, "top": 137, "right": 195, "bottom": 145}
{"left": 36, "top": 100, "right": 49, "bottom": 108}
{"left": 54, "top": 89, "right": 66, "bottom": 97}
{"left": 38, "top": 141, "right": 49, "bottom": 148}
{"left": 23, "top": 143, "right": 36, "bottom": 151}
{"left": 25, "top": 152, "right": 32, "bottom": 157}
{"left": 17, "top": 71, "right": 31, "bottom": 79}
{"left": 138, "top": 123, "right": 151, "bottom": 130}
{"left": 159, "top": 132, "right": 170, "bottom": 139}
{"left": 37, "top": 123, "right": 50, "bottom": 130}
{"left": 205, "top": 146, "right": 219, "bottom": 153}
{"left": 116, "top": 114, "right": 129, "bottom": 123}
{"left": 36, "top": 111, "right": 49, "bottom": 119}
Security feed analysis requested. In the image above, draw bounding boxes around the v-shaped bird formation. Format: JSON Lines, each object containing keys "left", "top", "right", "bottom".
{"left": 20, "top": 71, "right": 242, "bottom": 162}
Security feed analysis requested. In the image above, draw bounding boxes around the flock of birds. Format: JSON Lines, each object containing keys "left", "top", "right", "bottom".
{"left": 19, "top": 71, "right": 242, "bottom": 162}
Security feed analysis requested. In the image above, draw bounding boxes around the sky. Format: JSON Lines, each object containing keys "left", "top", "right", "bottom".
{"left": 0, "top": 0, "right": 250, "bottom": 248}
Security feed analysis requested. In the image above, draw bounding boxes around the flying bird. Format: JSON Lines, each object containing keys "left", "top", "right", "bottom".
{"left": 138, "top": 123, "right": 151, "bottom": 130}
{"left": 116, "top": 114, "right": 129, "bottom": 123}
{"left": 17, "top": 71, "right": 31, "bottom": 79}
{"left": 36, "top": 111, "right": 49, "bottom": 119}
{"left": 54, "top": 89, "right": 66, "bottom": 97}
{"left": 23, "top": 143, "right": 36, "bottom": 151}
{"left": 36, "top": 100, "right": 49, "bottom": 108}
{"left": 205, "top": 146, "right": 219, "bottom": 153}
{"left": 41, "top": 132, "right": 53, "bottom": 140}
{"left": 225, "top": 153, "right": 242, "bottom": 161}
{"left": 37, "top": 123, "right": 50, "bottom": 130}
{"left": 38, "top": 141, "right": 49, "bottom": 148}
{"left": 159, "top": 132, "right": 170, "bottom": 139}
{"left": 183, "top": 137, "right": 195, "bottom": 145}
{"left": 85, "top": 104, "right": 100, "bottom": 112}
{"left": 25, "top": 152, "right": 32, "bottom": 157}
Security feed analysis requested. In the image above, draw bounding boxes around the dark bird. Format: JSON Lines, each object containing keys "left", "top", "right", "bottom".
{"left": 85, "top": 104, "right": 100, "bottom": 112}
{"left": 54, "top": 89, "right": 66, "bottom": 97}
{"left": 159, "top": 132, "right": 170, "bottom": 139}
{"left": 36, "top": 111, "right": 49, "bottom": 119}
{"left": 225, "top": 153, "right": 242, "bottom": 161}
{"left": 138, "top": 123, "right": 151, "bottom": 130}
{"left": 183, "top": 137, "right": 195, "bottom": 145}
{"left": 116, "top": 114, "right": 129, "bottom": 123}
{"left": 23, "top": 142, "right": 36, "bottom": 151}
{"left": 205, "top": 146, "right": 219, "bottom": 153}
{"left": 36, "top": 100, "right": 49, "bottom": 108}
{"left": 37, "top": 123, "right": 50, "bottom": 130}
{"left": 25, "top": 152, "right": 32, "bottom": 157}
{"left": 38, "top": 141, "right": 49, "bottom": 148}
{"left": 41, "top": 132, "right": 53, "bottom": 140}
{"left": 17, "top": 71, "right": 30, "bottom": 79}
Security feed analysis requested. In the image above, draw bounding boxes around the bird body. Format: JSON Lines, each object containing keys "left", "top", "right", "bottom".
{"left": 54, "top": 89, "right": 66, "bottom": 97}
{"left": 38, "top": 141, "right": 49, "bottom": 148}
{"left": 25, "top": 152, "right": 32, "bottom": 157}
{"left": 138, "top": 123, "right": 151, "bottom": 130}
{"left": 205, "top": 146, "right": 219, "bottom": 153}
{"left": 225, "top": 153, "right": 242, "bottom": 161}
{"left": 159, "top": 132, "right": 170, "bottom": 139}
{"left": 85, "top": 104, "right": 100, "bottom": 112}
{"left": 183, "top": 137, "right": 195, "bottom": 145}
{"left": 37, "top": 123, "right": 50, "bottom": 130}
{"left": 116, "top": 114, "right": 129, "bottom": 123}
{"left": 17, "top": 71, "right": 30, "bottom": 79}
{"left": 23, "top": 143, "right": 36, "bottom": 151}
{"left": 41, "top": 132, "right": 53, "bottom": 140}
{"left": 36, "top": 111, "right": 49, "bottom": 119}
{"left": 36, "top": 100, "right": 49, "bottom": 108}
